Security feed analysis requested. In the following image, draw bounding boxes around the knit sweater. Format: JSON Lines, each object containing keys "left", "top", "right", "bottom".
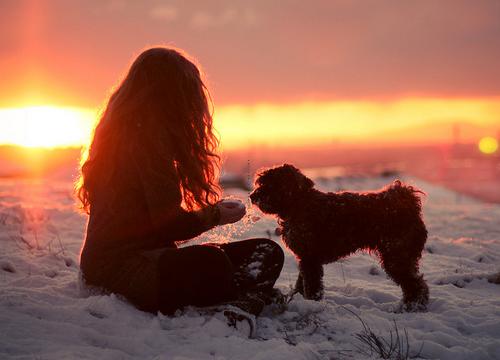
{"left": 79, "top": 152, "right": 219, "bottom": 292}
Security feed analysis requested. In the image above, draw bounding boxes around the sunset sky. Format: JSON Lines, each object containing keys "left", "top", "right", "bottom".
{"left": 0, "top": 0, "right": 499, "bottom": 149}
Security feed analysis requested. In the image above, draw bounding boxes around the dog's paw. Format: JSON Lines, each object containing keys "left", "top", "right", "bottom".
{"left": 392, "top": 300, "right": 428, "bottom": 313}
{"left": 303, "top": 289, "right": 324, "bottom": 301}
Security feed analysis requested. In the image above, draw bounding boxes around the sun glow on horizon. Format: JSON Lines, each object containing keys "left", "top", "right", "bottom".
{"left": 0, "top": 97, "right": 498, "bottom": 151}
{"left": 0, "top": 106, "right": 96, "bottom": 148}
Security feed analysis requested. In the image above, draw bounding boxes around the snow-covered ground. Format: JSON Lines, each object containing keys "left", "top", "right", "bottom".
{"left": 1, "top": 174, "right": 499, "bottom": 359}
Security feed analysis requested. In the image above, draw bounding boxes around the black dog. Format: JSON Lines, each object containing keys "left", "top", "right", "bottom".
{"left": 250, "top": 164, "right": 429, "bottom": 310}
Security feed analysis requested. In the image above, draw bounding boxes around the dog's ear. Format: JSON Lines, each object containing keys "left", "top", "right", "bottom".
{"left": 254, "top": 166, "right": 269, "bottom": 184}
{"left": 282, "top": 163, "right": 314, "bottom": 190}
{"left": 297, "top": 172, "right": 314, "bottom": 190}
{"left": 304, "top": 175, "right": 315, "bottom": 189}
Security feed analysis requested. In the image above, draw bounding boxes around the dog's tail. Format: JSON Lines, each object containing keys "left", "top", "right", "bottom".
{"left": 385, "top": 180, "right": 425, "bottom": 216}
{"left": 386, "top": 180, "right": 428, "bottom": 251}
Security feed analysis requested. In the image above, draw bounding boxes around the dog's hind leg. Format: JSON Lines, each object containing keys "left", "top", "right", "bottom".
{"left": 402, "top": 272, "right": 429, "bottom": 310}
{"left": 392, "top": 270, "right": 429, "bottom": 311}
{"left": 298, "top": 258, "right": 324, "bottom": 300}
{"left": 294, "top": 271, "right": 304, "bottom": 295}
{"left": 380, "top": 253, "right": 429, "bottom": 310}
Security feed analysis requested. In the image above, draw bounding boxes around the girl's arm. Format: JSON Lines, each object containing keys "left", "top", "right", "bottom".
{"left": 130, "top": 151, "right": 218, "bottom": 243}
{"left": 130, "top": 147, "right": 220, "bottom": 243}
{"left": 139, "top": 174, "right": 220, "bottom": 242}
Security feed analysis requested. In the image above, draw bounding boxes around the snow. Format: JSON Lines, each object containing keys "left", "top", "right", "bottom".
{"left": 1, "top": 174, "right": 499, "bottom": 359}
{"left": 245, "top": 261, "right": 263, "bottom": 279}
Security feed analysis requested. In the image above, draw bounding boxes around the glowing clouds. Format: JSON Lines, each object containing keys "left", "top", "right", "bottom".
{"left": 0, "top": 98, "right": 499, "bottom": 150}
{"left": 213, "top": 97, "right": 500, "bottom": 149}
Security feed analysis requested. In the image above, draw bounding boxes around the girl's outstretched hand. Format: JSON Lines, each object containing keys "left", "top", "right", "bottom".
{"left": 216, "top": 199, "right": 246, "bottom": 225}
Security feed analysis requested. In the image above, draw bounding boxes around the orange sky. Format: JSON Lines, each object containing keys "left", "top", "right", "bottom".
{"left": 0, "top": 0, "right": 499, "bottom": 149}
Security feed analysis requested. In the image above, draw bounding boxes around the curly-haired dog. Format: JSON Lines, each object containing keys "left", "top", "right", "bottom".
{"left": 250, "top": 164, "right": 429, "bottom": 310}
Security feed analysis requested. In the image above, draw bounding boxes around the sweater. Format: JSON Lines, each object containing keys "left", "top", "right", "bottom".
{"left": 79, "top": 151, "right": 219, "bottom": 292}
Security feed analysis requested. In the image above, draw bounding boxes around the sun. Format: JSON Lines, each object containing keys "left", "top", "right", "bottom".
{"left": 478, "top": 136, "right": 498, "bottom": 155}
{"left": 0, "top": 106, "right": 96, "bottom": 148}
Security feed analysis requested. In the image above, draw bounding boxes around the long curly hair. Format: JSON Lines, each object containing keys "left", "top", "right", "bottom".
{"left": 76, "top": 47, "right": 221, "bottom": 213}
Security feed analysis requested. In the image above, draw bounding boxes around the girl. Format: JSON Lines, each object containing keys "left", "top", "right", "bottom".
{"left": 77, "top": 47, "right": 284, "bottom": 316}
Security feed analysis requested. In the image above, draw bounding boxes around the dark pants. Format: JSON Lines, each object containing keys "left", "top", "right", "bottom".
{"left": 158, "top": 238, "right": 284, "bottom": 314}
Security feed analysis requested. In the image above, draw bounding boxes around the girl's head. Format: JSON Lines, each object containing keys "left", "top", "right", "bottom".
{"left": 77, "top": 46, "right": 221, "bottom": 213}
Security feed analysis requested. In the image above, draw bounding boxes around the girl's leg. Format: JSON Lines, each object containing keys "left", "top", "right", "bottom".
{"left": 157, "top": 244, "right": 237, "bottom": 314}
{"left": 217, "top": 238, "right": 284, "bottom": 295}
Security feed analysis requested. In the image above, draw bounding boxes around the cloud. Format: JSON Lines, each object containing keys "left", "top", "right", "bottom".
{"left": 190, "top": 11, "right": 214, "bottom": 29}
{"left": 190, "top": 8, "right": 257, "bottom": 30}
{"left": 1, "top": 0, "right": 499, "bottom": 106}
{"left": 149, "top": 5, "right": 178, "bottom": 22}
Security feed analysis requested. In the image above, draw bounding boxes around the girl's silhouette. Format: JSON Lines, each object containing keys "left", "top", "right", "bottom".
{"left": 77, "top": 47, "right": 284, "bottom": 316}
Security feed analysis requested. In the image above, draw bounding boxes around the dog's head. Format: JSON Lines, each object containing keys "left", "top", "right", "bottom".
{"left": 249, "top": 164, "right": 314, "bottom": 216}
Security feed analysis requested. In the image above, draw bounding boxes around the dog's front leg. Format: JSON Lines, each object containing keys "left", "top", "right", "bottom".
{"left": 298, "top": 259, "right": 324, "bottom": 300}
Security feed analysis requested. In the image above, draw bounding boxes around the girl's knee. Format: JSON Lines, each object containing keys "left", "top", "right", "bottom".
{"left": 196, "top": 245, "right": 233, "bottom": 275}
{"left": 158, "top": 245, "right": 235, "bottom": 311}
{"left": 257, "top": 239, "right": 284, "bottom": 265}
{"left": 180, "top": 245, "right": 234, "bottom": 289}
{"left": 163, "top": 244, "right": 233, "bottom": 279}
